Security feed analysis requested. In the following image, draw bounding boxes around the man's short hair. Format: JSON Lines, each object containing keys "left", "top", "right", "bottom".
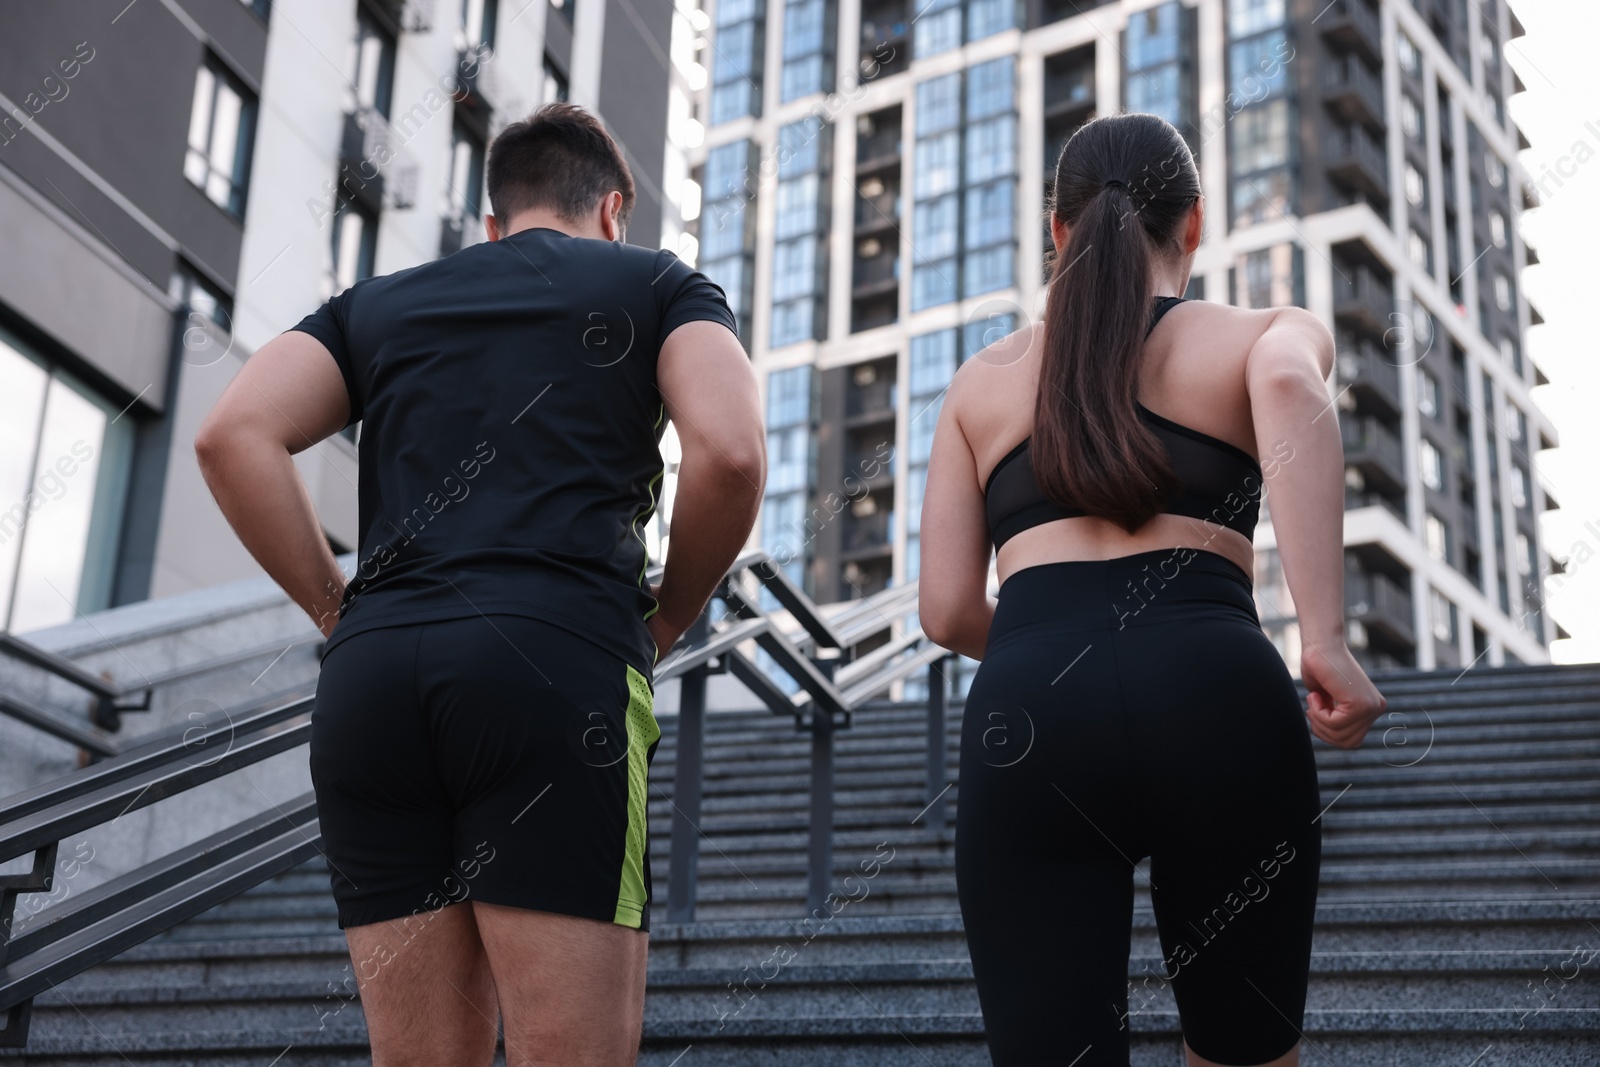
{"left": 486, "top": 103, "right": 636, "bottom": 229}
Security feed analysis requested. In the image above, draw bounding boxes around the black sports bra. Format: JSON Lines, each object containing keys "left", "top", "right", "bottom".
{"left": 984, "top": 296, "right": 1264, "bottom": 549}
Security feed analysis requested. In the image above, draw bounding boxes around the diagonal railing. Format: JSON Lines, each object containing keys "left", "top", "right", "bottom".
{"left": 0, "top": 552, "right": 946, "bottom": 1048}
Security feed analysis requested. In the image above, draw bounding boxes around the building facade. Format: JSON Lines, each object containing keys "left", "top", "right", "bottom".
{"left": 0, "top": 0, "right": 691, "bottom": 634}
{"left": 687, "top": 0, "right": 1560, "bottom": 677}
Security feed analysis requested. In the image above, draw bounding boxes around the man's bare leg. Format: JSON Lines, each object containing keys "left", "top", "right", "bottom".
{"left": 472, "top": 902, "right": 649, "bottom": 1067}
{"left": 344, "top": 901, "right": 500, "bottom": 1067}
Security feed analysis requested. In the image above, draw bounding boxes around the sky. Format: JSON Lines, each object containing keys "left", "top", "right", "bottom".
{"left": 1503, "top": 0, "right": 1600, "bottom": 663}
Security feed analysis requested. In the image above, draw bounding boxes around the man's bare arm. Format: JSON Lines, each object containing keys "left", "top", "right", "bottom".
{"left": 194, "top": 332, "right": 351, "bottom": 636}
{"left": 650, "top": 320, "right": 766, "bottom": 658}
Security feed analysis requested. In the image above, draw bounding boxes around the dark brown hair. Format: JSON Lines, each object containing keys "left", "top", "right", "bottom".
{"left": 1035, "top": 112, "right": 1201, "bottom": 533}
{"left": 486, "top": 103, "right": 636, "bottom": 229}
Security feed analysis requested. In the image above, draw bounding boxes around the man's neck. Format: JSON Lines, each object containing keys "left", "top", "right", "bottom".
{"left": 500, "top": 211, "right": 600, "bottom": 241}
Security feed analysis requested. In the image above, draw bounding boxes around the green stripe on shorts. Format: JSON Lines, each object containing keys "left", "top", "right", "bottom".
{"left": 614, "top": 663, "right": 660, "bottom": 927}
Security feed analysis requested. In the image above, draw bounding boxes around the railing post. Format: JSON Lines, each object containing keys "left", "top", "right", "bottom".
{"left": 666, "top": 609, "right": 710, "bottom": 925}
{"left": 806, "top": 656, "right": 839, "bottom": 915}
{"left": 924, "top": 655, "right": 949, "bottom": 838}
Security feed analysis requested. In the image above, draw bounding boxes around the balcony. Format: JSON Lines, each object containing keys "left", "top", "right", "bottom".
{"left": 845, "top": 375, "right": 897, "bottom": 426}
{"left": 854, "top": 183, "right": 901, "bottom": 235}
{"left": 1325, "top": 124, "right": 1388, "bottom": 201}
{"left": 842, "top": 506, "right": 894, "bottom": 556}
{"left": 852, "top": 247, "right": 900, "bottom": 297}
{"left": 1341, "top": 415, "right": 1405, "bottom": 495}
{"left": 339, "top": 107, "right": 418, "bottom": 215}
{"left": 1346, "top": 568, "right": 1415, "bottom": 646}
{"left": 1332, "top": 263, "right": 1393, "bottom": 337}
{"left": 1335, "top": 337, "right": 1401, "bottom": 417}
{"left": 1323, "top": 53, "right": 1385, "bottom": 132}
{"left": 856, "top": 124, "right": 903, "bottom": 174}
{"left": 452, "top": 45, "right": 500, "bottom": 130}
{"left": 1318, "top": 0, "right": 1382, "bottom": 65}
{"left": 438, "top": 212, "right": 485, "bottom": 257}
{"left": 1344, "top": 489, "right": 1406, "bottom": 524}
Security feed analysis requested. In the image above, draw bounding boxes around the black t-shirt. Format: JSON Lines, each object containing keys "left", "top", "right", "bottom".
{"left": 291, "top": 227, "right": 737, "bottom": 677}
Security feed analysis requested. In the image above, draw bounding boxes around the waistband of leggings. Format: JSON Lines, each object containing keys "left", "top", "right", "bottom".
{"left": 991, "top": 548, "right": 1259, "bottom": 636}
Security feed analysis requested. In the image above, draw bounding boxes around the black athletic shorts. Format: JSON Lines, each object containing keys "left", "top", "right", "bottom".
{"left": 309, "top": 613, "right": 661, "bottom": 932}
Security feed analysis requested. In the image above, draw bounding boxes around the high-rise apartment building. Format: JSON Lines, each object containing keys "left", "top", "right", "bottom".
{"left": 687, "top": 0, "right": 1560, "bottom": 675}
{"left": 0, "top": 0, "right": 690, "bottom": 632}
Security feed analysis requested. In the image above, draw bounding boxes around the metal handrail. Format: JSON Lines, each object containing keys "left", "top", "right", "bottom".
{"left": 0, "top": 633, "right": 151, "bottom": 734}
{"left": 0, "top": 552, "right": 942, "bottom": 1046}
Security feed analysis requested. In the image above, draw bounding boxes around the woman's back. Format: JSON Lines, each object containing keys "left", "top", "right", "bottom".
{"left": 950, "top": 297, "right": 1301, "bottom": 585}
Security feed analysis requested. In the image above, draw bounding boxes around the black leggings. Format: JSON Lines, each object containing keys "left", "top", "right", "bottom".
{"left": 955, "top": 549, "right": 1322, "bottom": 1066}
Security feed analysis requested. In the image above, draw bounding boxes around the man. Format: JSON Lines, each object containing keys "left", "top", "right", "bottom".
{"left": 196, "top": 103, "right": 764, "bottom": 1066}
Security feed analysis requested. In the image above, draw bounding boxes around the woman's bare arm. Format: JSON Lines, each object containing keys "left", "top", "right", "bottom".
{"left": 918, "top": 369, "right": 996, "bottom": 661}
{"left": 1245, "top": 306, "right": 1386, "bottom": 748}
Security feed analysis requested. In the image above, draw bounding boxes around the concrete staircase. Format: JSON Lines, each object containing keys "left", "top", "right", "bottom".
{"left": 5, "top": 662, "right": 1599, "bottom": 1065}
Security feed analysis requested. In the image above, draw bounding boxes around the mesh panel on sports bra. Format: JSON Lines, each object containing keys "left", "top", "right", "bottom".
{"left": 983, "top": 298, "right": 1264, "bottom": 548}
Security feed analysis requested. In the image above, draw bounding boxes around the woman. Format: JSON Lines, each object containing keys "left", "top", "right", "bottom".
{"left": 918, "top": 113, "right": 1386, "bottom": 1067}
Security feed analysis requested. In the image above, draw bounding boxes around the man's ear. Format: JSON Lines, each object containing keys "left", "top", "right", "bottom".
{"left": 485, "top": 214, "right": 505, "bottom": 242}
{"left": 599, "top": 191, "right": 625, "bottom": 242}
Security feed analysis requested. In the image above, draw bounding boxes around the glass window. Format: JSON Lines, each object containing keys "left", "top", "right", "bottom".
{"left": 1430, "top": 588, "right": 1457, "bottom": 643}
{"left": 964, "top": 312, "right": 1016, "bottom": 358}
{"left": 332, "top": 202, "right": 378, "bottom": 292}
{"left": 1418, "top": 370, "right": 1440, "bottom": 419}
{"left": 1425, "top": 512, "right": 1449, "bottom": 560}
{"left": 1419, "top": 437, "right": 1444, "bottom": 491}
{"left": 1227, "top": 29, "right": 1289, "bottom": 102}
{"left": 774, "top": 173, "right": 819, "bottom": 239}
{"left": 771, "top": 298, "right": 818, "bottom": 348}
{"left": 782, "top": 0, "right": 825, "bottom": 59}
{"left": 1397, "top": 32, "right": 1420, "bottom": 75}
{"left": 910, "top": 329, "right": 958, "bottom": 396}
{"left": 777, "top": 116, "right": 824, "bottom": 177}
{"left": 1408, "top": 229, "right": 1431, "bottom": 272}
{"left": 461, "top": 0, "right": 498, "bottom": 47}
{"left": 963, "top": 243, "right": 1013, "bottom": 296}
{"left": 912, "top": 194, "right": 960, "bottom": 262}
{"left": 1494, "top": 273, "right": 1512, "bottom": 311}
{"left": 1227, "top": 0, "right": 1285, "bottom": 37}
{"left": 963, "top": 180, "right": 1014, "bottom": 249}
{"left": 966, "top": 56, "right": 1015, "bottom": 120}
{"left": 1232, "top": 166, "right": 1291, "bottom": 225}
{"left": 701, "top": 255, "right": 749, "bottom": 319}
{"left": 1401, "top": 94, "right": 1423, "bottom": 142}
{"left": 0, "top": 330, "right": 135, "bottom": 632}
{"left": 913, "top": 131, "right": 961, "bottom": 198}
{"left": 771, "top": 238, "right": 817, "bottom": 302}
{"left": 169, "top": 262, "right": 233, "bottom": 332}
{"left": 915, "top": 1, "right": 962, "bottom": 58}
{"left": 916, "top": 73, "right": 963, "bottom": 136}
{"left": 1484, "top": 152, "right": 1506, "bottom": 188}
{"left": 965, "top": 115, "right": 1017, "bottom": 183}
{"left": 1130, "top": 5, "right": 1180, "bottom": 67}
{"left": 704, "top": 141, "right": 751, "bottom": 200}
{"left": 1404, "top": 163, "right": 1427, "bottom": 207}
{"left": 700, "top": 197, "right": 747, "bottom": 259}
{"left": 966, "top": 0, "right": 1016, "bottom": 41}
{"left": 1128, "top": 66, "right": 1181, "bottom": 124}
{"left": 1489, "top": 212, "right": 1506, "bottom": 248}
{"left": 1511, "top": 463, "right": 1530, "bottom": 510}
{"left": 184, "top": 56, "right": 257, "bottom": 216}
{"left": 912, "top": 259, "right": 958, "bottom": 311}
{"left": 768, "top": 364, "right": 812, "bottom": 426}
{"left": 713, "top": 21, "right": 759, "bottom": 85}
{"left": 766, "top": 424, "right": 811, "bottom": 491}
{"left": 445, "top": 119, "right": 486, "bottom": 222}
{"left": 1231, "top": 98, "right": 1289, "bottom": 173}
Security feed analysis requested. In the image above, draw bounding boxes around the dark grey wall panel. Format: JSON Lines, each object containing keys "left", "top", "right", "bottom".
{"left": 597, "top": 0, "right": 673, "bottom": 247}
{"left": 0, "top": 0, "right": 255, "bottom": 289}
